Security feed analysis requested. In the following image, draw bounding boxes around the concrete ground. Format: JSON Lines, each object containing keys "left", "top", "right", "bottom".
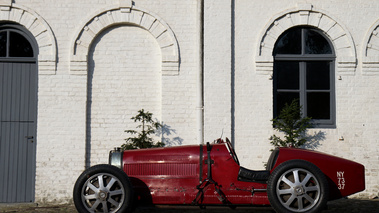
{"left": 0, "top": 198, "right": 378, "bottom": 212}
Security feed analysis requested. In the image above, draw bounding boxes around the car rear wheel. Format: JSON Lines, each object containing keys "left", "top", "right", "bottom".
{"left": 73, "top": 164, "right": 133, "bottom": 213}
{"left": 267, "top": 160, "right": 328, "bottom": 213}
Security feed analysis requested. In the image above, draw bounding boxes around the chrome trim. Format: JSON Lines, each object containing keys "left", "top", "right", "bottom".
{"left": 109, "top": 147, "right": 123, "bottom": 169}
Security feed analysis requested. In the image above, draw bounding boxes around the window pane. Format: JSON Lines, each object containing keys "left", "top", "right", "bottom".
{"left": 276, "top": 61, "right": 299, "bottom": 90}
{"left": 305, "top": 29, "right": 332, "bottom": 54}
{"left": 275, "top": 92, "right": 299, "bottom": 117}
{"left": 273, "top": 28, "right": 301, "bottom": 55}
{"left": 306, "top": 62, "right": 330, "bottom": 90}
{"left": 0, "top": 31, "right": 6, "bottom": 57}
{"left": 9, "top": 31, "right": 33, "bottom": 57}
{"left": 307, "top": 92, "right": 330, "bottom": 119}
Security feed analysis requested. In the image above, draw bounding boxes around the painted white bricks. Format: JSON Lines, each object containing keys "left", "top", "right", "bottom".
{"left": 1, "top": 0, "right": 378, "bottom": 203}
{"left": 204, "top": 0, "right": 232, "bottom": 141}
{"left": 70, "top": 6, "right": 180, "bottom": 75}
{"left": 88, "top": 25, "right": 162, "bottom": 165}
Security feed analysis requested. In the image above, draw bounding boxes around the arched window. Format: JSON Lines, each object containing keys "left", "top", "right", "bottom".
{"left": 0, "top": 26, "right": 35, "bottom": 60}
{"left": 273, "top": 27, "right": 336, "bottom": 127}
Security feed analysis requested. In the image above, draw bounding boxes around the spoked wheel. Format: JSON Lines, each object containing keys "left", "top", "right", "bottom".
{"left": 73, "top": 164, "right": 133, "bottom": 213}
{"left": 267, "top": 160, "right": 328, "bottom": 213}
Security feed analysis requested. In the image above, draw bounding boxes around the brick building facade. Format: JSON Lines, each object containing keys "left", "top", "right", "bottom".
{"left": 0, "top": 0, "right": 378, "bottom": 204}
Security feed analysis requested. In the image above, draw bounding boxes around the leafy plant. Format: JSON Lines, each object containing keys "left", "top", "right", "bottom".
{"left": 121, "top": 109, "right": 164, "bottom": 150}
{"left": 269, "top": 99, "right": 312, "bottom": 148}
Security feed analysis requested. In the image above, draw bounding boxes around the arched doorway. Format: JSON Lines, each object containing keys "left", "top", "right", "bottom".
{"left": 0, "top": 24, "right": 38, "bottom": 203}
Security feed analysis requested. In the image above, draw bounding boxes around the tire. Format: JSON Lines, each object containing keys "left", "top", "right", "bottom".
{"left": 267, "top": 160, "right": 329, "bottom": 213}
{"left": 73, "top": 164, "right": 133, "bottom": 213}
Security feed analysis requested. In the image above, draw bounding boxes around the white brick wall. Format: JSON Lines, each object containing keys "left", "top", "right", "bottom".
{"left": 88, "top": 25, "right": 162, "bottom": 165}
{"left": 203, "top": 0, "right": 232, "bottom": 141}
{"left": 1, "top": 0, "right": 377, "bottom": 203}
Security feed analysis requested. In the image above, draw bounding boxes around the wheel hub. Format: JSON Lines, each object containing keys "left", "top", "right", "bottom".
{"left": 98, "top": 190, "right": 108, "bottom": 201}
{"left": 294, "top": 185, "right": 305, "bottom": 196}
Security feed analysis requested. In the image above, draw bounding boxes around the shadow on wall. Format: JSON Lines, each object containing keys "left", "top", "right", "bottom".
{"left": 302, "top": 130, "right": 326, "bottom": 150}
{"left": 158, "top": 122, "right": 183, "bottom": 147}
{"left": 85, "top": 58, "right": 95, "bottom": 169}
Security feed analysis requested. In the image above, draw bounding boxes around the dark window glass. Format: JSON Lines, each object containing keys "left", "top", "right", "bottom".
{"left": 306, "top": 62, "right": 330, "bottom": 90}
{"left": 0, "top": 31, "right": 6, "bottom": 57}
{"left": 305, "top": 29, "right": 332, "bottom": 54}
{"left": 9, "top": 31, "right": 33, "bottom": 57}
{"left": 307, "top": 92, "right": 330, "bottom": 119}
{"left": 273, "top": 28, "right": 301, "bottom": 55}
{"left": 276, "top": 92, "right": 299, "bottom": 117}
{"left": 276, "top": 61, "right": 299, "bottom": 90}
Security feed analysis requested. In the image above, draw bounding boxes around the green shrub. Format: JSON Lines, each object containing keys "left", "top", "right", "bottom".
{"left": 269, "top": 99, "right": 312, "bottom": 148}
{"left": 121, "top": 109, "right": 164, "bottom": 150}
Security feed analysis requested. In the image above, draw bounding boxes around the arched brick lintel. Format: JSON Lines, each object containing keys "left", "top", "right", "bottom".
{"left": 0, "top": 3, "right": 57, "bottom": 74}
{"left": 362, "top": 19, "right": 379, "bottom": 75}
{"left": 70, "top": 6, "right": 180, "bottom": 76}
{"left": 255, "top": 3, "right": 357, "bottom": 76}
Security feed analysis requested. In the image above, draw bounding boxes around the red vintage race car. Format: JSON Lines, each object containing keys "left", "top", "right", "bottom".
{"left": 73, "top": 138, "right": 365, "bottom": 213}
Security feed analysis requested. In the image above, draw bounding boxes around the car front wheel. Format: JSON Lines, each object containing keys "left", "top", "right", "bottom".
{"left": 73, "top": 164, "right": 133, "bottom": 213}
{"left": 267, "top": 160, "right": 328, "bottom": 213}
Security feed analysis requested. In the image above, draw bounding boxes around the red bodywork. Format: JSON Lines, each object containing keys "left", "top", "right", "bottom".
{"left": 272, "top": 147, "right": 365, "bottom": 200}
{"left": 113, "top": 140, "right": 365, "bottom": 206}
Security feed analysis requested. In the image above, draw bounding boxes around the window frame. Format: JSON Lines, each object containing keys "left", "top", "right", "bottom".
{"left": 273, "top": 27, "right": 336, "bottom": 128}
{"left": 0, "top": 24, "right": 37, "bottom": 62}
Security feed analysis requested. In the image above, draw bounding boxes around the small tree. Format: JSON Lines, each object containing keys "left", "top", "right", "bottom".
{"left": 269, "top": 99, "right": 312, "bottom": 148}
{"left": 121, "top": 109, "right": 164, "bottom": 150}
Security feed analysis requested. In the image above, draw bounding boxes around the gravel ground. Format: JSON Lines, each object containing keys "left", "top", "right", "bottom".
{"left": 0, "top": 198, "right": 378, "bottom": 213}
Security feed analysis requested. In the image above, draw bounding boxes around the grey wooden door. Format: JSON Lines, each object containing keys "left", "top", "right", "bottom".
{"left": 0, "top": 61, "right": 37, "bottom": 201}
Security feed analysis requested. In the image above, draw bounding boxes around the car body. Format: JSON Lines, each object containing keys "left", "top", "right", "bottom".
{"left": 73, "top": 138, "right": 365, "bottom": 213}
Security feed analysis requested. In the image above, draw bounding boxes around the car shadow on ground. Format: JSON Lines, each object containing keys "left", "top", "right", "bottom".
{"left": 0, "top": 198, "right": 378, "bottom": 213}
{"left": 135, "top": 198, "right": 379, "bottom": 213}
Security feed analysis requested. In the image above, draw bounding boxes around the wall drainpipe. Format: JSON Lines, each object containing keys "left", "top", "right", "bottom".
{"left": 197, "top": 0, "right": 204, "bottom": 145}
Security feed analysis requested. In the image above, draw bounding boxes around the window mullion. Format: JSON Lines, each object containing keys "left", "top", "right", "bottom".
{"left": 6, "top": 30, "right": 9, "bottom": 58}
{"left": 300, "top": 62, "right": 307, "bottom": 117}
{"left": 301, "top": 28, "right": 305, "bottom": 55}
{"left": 300, "top": 29, "right": 307, "bottom": 117}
